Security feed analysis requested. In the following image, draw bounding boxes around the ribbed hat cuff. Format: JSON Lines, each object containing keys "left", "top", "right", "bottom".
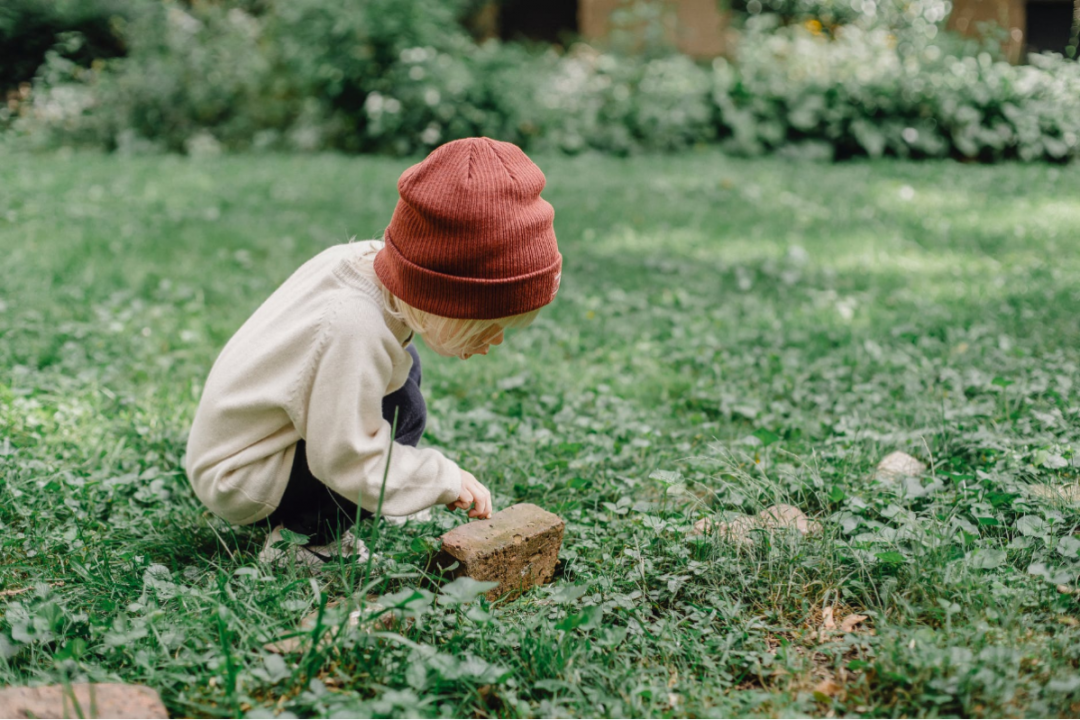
{"left": 374, "top": 233, "right": 562, "bottom": 320}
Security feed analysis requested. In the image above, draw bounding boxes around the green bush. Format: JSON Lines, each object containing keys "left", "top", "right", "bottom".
{"left": 11, "top": 2, "right": 282, "bottom": 152}
{"left": 7, "top": 0, "right": 1080, "bottom": 162}
{"left": 0, "top": 0, "right": 129, "bottom": 93}
{"left": 263, "top": 0, "right": 481, "bottom": 152}
{"left": 532, "top": 50, "right": 715, "bottom": 153}
{"left": 11, "top": 0, "right": 485, "bottom": 153}
{"left": 714, "top": 16, "right": 1080, "bottom": 161}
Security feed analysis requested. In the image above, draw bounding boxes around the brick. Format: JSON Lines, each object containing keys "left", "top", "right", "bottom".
{"left": 0, "top": 683, "right": 167, "bottom": 719}
{"left": 436, "top": 503, "right": 565, "bottom": 601}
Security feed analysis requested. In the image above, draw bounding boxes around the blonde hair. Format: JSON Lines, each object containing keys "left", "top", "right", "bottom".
{"left": 353, "top": 241, "right": 540, "bottom": 358}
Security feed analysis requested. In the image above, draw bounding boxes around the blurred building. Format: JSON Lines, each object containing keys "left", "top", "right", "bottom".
{"left": 475, "top": 0, "right": 1076, "bottom": 62}
{"left": 948, "top": 0, "right": 1076, "bottom": 62}
{"left": 472, "top": 0, "right": 731, "bottom": 57}
{"left": 577, "top": 0, "right": 730, "bottom": 57}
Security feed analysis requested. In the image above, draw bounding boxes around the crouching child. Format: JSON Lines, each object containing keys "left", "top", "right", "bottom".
{"left": 184, "top": 137, "right": 562, "bottom": 567}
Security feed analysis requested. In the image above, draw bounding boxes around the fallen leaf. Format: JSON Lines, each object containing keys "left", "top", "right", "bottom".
{"left": 813, "top": 678, "right": 842, "bottom": 697}
{"left": 840, "top": 614, "right": 868, "bottom": 633}
{"left": 822, "top": 605, "right": 837, "bottom": 631}
{"left": 0, "top": 582, "right": 64, "bottom": 599}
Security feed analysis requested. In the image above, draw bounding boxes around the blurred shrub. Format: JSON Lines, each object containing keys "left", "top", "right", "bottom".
{"left": 9, "top": 0, "right": 716, "bottom": 156}
{"left": 11, "top": 2, "right": 282, "bottom": 152}
{"left": 725, "top": 0, "right": 956, "bottom": 38}
{"left": 7, "top": 0, "right": 1079, "bottom": 162}
{"left": 264, "top": 0, "right": 483, "bottom": 152}
{"left": 0, "top": 0, "right": 129, "bottom": 93}
{"left": 11, "top": 0, "right": 484, "bottom": 152}
{"left": 726, "top": 0, "right": 863, "bottom": 27}
{"left": 533, "top": 49, "right": 714, "bottom": 153}
{"left": 714, "top": 15, "right": 1080, "bottom": 161}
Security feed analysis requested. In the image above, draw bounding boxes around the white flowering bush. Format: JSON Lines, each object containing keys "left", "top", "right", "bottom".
{"left": 11, "top": 3, "right": 280, "bottom": 152}
{"left": 359, "top": 42, "right": 543, "bottom": 155}
{"left": 532, "top": 50, "right": 714, "bottom": 154}
{"left": 715, "top": 15, "right": 1080, "bottom": 161}
{"left": 7, "top": 0, "right": 1079, "bottom": 161}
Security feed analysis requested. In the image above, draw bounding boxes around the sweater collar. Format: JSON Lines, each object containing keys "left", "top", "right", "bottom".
{"left": 332, "top": 245, "right": 415, "bottom": 348}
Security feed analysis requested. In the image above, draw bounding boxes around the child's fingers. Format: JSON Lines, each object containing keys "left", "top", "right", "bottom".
{"left": 472, "top": 488, "right": 491, "bottom": 519}
{"left": 452, "top": 486, "right": 475, "bottom": 514}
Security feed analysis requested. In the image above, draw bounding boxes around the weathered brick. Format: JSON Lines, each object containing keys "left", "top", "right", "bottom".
{"left": 436, "top": 503, "right": 565, "bottom": 601}
{"left": 0, "top": 683, "right": 168, "bottom": 719}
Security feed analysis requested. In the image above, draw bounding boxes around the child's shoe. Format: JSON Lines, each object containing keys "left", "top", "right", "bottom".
{"left": 259, "top": 525, "right": 370, "bottom": 568}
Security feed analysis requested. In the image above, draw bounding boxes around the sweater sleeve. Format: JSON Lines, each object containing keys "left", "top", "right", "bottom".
{"left": 294, "top": 298, "right": 461, "bottom": 517}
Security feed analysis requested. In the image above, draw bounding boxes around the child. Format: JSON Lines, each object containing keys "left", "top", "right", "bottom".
{"left": 184, "top": 137, "right": 562, "bottom": 566}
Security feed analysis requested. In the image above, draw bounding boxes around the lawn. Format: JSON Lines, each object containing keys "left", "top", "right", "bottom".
{"left": 2, "top": 149, "right": 1080, "bottom": 718}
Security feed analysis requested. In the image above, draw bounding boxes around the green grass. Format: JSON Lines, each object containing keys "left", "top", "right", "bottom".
{"left": 2, "top": 149, "right": 1080, "bottom": 718}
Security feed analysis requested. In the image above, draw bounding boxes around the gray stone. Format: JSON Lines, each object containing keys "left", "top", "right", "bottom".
{"left": 693, "top": 503, "right": 822, "bottom": 545}
{"left": 0, "top": 683, "right": 167, "bottom": 719}
{"left": 875, "top": 451, "right": 927, "bottom": 481}
{"left": 264, "top": 596, "right": 391, "bottom": 654}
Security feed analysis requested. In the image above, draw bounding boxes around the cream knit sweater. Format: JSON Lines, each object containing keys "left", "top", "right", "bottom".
{"left": 185, "top": 241, "right": 461, "bottom": 525}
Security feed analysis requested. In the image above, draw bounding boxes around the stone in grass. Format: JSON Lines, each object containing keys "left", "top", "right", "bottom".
{"left": 692, "top": 504, "right": 821, "bottom": 546}
{"left": 435, "top": 503, "right": 565, "bottom": 602}
{"left": 0, "top": 683, "right": 167, "bottom": 719}
{"left": 1029, "top": 483, "right": 1080, "bottom": 504}
{"left": 875, "top": 451, "right": 927, "bottom": 481}
{"left": 264, "top": 596, "right": 393, "bottom": 655}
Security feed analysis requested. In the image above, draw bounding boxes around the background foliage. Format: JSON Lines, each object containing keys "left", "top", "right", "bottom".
{"left": 2, "top": 0, "right": 1078, "bottom": 160}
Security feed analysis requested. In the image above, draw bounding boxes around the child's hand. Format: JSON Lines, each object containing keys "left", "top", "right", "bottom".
{"left": 447, "top": 469, "right": 493, "bottom": 519}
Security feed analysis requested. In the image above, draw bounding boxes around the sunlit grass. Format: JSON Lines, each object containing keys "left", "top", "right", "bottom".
{"left": 2, "top": 150, "right": 1080, "bottom": 717}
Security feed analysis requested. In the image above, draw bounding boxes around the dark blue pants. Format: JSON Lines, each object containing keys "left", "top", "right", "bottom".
{"left": 267, "top": 344, "right": 426, "bottom": 543}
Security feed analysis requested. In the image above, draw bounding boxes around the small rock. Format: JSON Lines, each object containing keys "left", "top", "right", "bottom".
{"left": 264, "top": 597, "right": 391, "bottom": 654}
{"left": 875, "top": 451, "right": 926, "bottom": 481}
{"left": 693, "top": 514, "right": 756, "bottom": 543}
{"left": 1029, "top": 484, "right": 1080, "bottom": 504}
{"left": 760, "top": 504, "right": 821, "bottom": 534}
{"left": 436, "top": 503, "right": 565, "bottom": 602}
{"left": 0, "top": 683, "right": 167, "bottom": 719}
{"left": 692, "top": 504, "right": 821, "bottom": 545}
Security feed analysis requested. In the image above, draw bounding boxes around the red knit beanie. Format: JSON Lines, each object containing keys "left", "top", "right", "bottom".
{"left": 374, "top": 137, "right": 562, "bottom": 320}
